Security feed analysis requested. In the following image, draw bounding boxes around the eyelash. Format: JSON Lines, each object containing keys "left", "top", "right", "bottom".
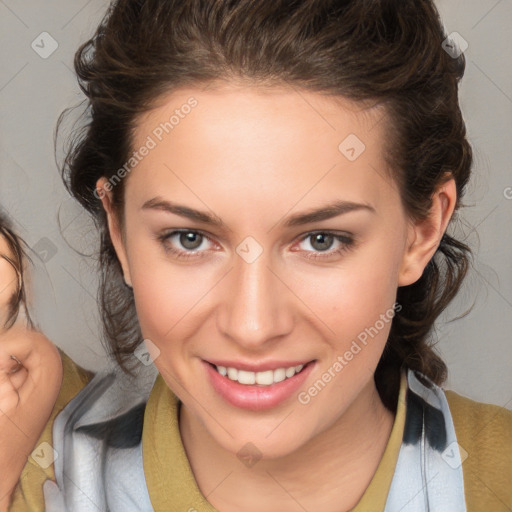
{"left": 157, "top": 229, "right": 356, "bottom": 261}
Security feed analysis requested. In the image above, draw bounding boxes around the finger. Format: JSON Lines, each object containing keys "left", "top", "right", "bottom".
{"left": 0, "top": 330, "right": 58, "bottom": 395}
{"left": 14, "top": 336, "right": 62, "bottom": 406}
{"left": 0, "top": 365, "right": 21, "bottom": 411}
{"left": 0, "top": 327, "right": 37, "bottom": 371}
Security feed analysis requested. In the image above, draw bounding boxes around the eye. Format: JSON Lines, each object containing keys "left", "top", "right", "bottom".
{"left": 157, "top": 229, "right": 215, "bottom": 260}
{"left": 157, "top": 229, "right": 356, "bottom": 262}
{"left": 295, "top": 231, "right": 355, "bottom": 260}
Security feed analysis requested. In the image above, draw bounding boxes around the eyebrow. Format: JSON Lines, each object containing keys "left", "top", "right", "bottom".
{"left": 140, "top": 197, "right": 376, "bottom": 229}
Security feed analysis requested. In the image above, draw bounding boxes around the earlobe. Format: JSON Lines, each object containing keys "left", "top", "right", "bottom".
{"left": 95, "top": 178, "right": 133, "bottom": 288}
{"left": 398, "top": 178, "right": 457, "bottom": 287}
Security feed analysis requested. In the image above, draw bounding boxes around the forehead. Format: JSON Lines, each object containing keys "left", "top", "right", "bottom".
{"left": 126, "top": 84, "right": 397, "bottom": 213}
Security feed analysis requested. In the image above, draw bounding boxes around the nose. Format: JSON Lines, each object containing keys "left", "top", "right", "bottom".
{"left": 217, "top": 249, "right": 294, "bottom": 350}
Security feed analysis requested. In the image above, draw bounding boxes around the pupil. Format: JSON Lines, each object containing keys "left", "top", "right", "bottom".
{"left": 313, "top": 233, "right": 332, "bottom": 251}
{"left": 181, "top": 232, "right": 201, "bottom": 250}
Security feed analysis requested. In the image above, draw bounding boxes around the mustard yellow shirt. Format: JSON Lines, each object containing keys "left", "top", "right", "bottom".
{"left": 8, "top": 353, "right": 512, "bottom": 511}
{"left": 143, "top": 371, "right": 408, "bottom": 512}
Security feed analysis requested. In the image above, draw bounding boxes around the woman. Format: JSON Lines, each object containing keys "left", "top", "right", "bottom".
{"left": 2, "top": 0, "right": 511, "bottom": 511}
{"left": 0, "top": 213, "right": 87, "bottom": 511}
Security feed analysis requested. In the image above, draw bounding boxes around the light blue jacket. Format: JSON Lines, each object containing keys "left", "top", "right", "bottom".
{"left": 42, "top": 363, "right": 467, "bottom": 511}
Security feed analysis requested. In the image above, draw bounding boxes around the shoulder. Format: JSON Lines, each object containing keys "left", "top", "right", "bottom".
{"left": 40, "top": 360, "right": 157, "bottom": 511}
{"left": 445, "top": 388, "right": 512, "bottom": 511}
{"left": 8, "top": 349, "right": 94, "bottom": 512}
{"left": 46, "top": 348, "right": 95, "bottom": 438}
{"left": 445, "top": 388, "right": 512, "bottom": 447}
{"left": 56, "top": 348, "right": 95, "bottom": 407}
{"left": 446, "top": 387, "right": 512, "bottom": 426}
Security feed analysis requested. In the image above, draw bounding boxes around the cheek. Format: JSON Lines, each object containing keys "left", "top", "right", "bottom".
{"left": 128, "top": 252, "right": 214, "bottom": 344}
{"left": 296, "top": 248, "right": 402, "bottom": 412}
{"left": 0, "top": 258, "right": 18, "bottom": 305}
{"left": 291, "top": 239, "right": 402, "bottom": 339}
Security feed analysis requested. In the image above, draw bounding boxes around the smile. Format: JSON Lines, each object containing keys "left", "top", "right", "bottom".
{"left": 203, "top": 360, "right": 316, "bottom": 411}
{"left": 214, "top": 364, "right": 304, "bottom": 386}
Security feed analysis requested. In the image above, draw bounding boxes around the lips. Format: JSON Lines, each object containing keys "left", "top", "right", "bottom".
{"left": 212, "top": 363, "right": 305, "bottom": 386}
{"left": 205, "top": 359, "right": 313, "bottom": 372}
{"left": 203, "top": 359, "right": 316, "bottom": 411}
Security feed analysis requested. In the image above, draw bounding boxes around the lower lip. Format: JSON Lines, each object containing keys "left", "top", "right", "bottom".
{"left": 203, "top": 360, "right": 316, "bottom": 411}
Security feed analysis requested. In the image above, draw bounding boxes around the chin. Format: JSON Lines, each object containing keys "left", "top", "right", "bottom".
{"left": 206, "top": 415, "right": 315, "bottom": 461}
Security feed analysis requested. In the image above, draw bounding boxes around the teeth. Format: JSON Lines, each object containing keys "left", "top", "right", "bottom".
{"left": 238, "top": 370, "right": 256, "bottom": 385}
{"left": 256, "top": 370, "right": 273, "bottom": 385}
{"left": 216, "top": 363, "right": 306, "bottom": 386}
{"left": 285, "top": 367, "right": 295, "bottom": 378}
{"left": 273, "top": 368, "right": 286, "bottom": 383}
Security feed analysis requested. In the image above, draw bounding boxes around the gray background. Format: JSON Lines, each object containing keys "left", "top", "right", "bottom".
{"left": 0, "top": 0, "right": 511, "bottom": 408}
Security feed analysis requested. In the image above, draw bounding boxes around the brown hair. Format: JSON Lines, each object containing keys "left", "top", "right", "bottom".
{"left": 57, "top": 0, "right": 473, "bottom": 411}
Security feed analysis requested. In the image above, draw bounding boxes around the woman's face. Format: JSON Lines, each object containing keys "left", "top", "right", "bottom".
{"left": 98, "top": 83, "right": 444, "bottom": 459}
{"left": 0, "top": 233, "right": 19, "bottom": 328}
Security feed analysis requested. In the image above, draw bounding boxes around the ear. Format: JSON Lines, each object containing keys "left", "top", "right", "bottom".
{"left": 96, "top": 178, "right": 133, "bottom": 288}
{"left": 398, "top": 178, "right": 457, "bottom": 287}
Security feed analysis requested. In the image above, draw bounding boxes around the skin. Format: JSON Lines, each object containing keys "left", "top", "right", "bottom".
{"left": 98, "top": 82, "right": 456, "bottom": 512}
{"left": 0, "top": 235, "right": 63, "bottom": 511}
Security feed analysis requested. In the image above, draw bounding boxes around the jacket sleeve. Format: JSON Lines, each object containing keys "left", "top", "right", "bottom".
{"left": 445, "top": 389, "right": 512, "bottom": 512}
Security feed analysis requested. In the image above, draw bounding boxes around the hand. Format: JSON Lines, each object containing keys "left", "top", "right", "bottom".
{"left": 0, "top": 232, "right": 63, "bottom": 510}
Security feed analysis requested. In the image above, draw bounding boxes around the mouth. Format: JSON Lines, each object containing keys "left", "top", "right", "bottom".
{"left": 203, "top": 359, "right": 316, "bottom": 411}
{"left": 208, "top": 361, "right": 311, "bottom": 386}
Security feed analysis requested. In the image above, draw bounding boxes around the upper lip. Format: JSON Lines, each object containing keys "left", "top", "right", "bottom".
{"left": 204, "top": 359, "right": 315, "bottom": 372}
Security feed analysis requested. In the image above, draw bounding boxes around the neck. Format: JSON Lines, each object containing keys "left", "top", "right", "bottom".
{"left": 179, "top": 378, "right": 395, "bottom": 512}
